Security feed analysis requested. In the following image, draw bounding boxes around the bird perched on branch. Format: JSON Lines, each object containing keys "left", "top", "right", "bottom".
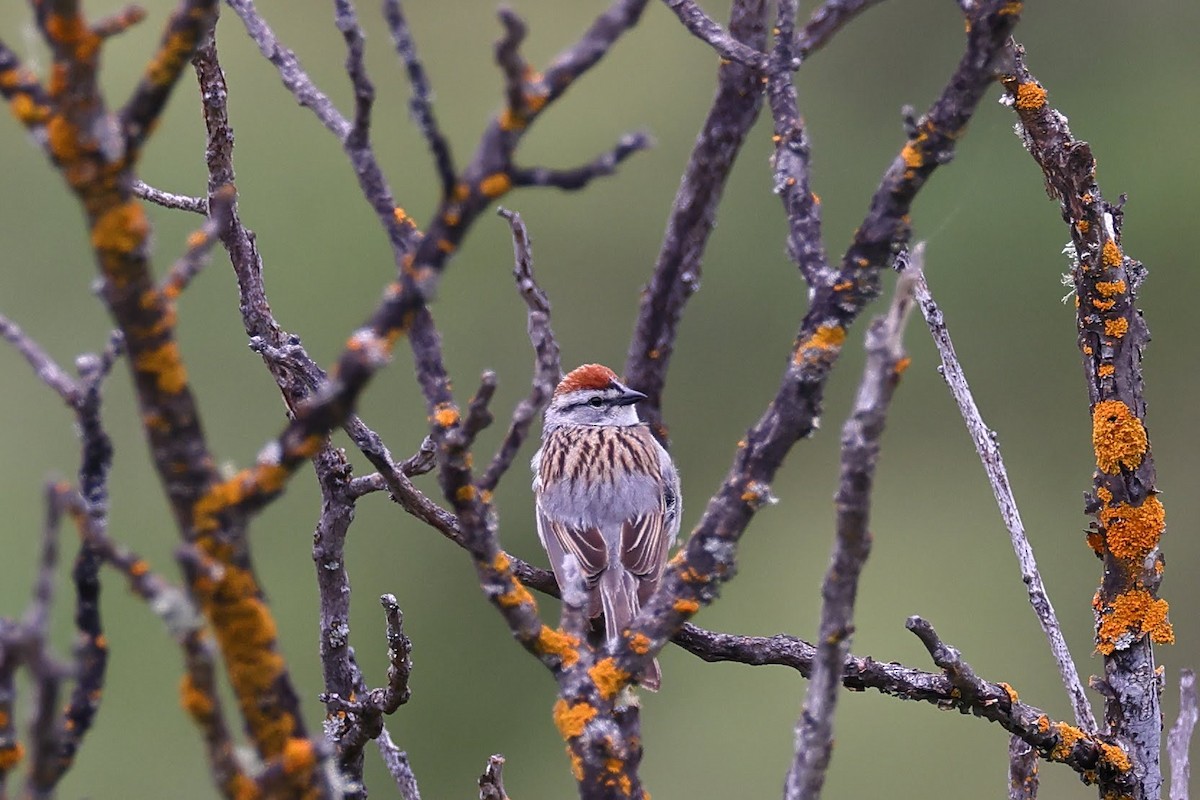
{"left": 532, "top": 364, "right": 681, "bottom": 690}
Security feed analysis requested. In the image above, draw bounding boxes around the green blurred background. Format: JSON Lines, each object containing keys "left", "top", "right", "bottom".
{"left": 1, "top": 1, "right": 1197, "bottom": 797}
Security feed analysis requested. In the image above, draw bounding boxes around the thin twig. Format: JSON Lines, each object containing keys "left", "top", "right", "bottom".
{"left": 511, "top": 131, "right": 652, "bottom": 190}
{"left": 478, "top": 755, "right": 510, "bottom": 800}
{"left": 1169, "top": 670, "right": 1197, "bottom": 800}
{"left": 160, "top": 185, "right": 236, "bottom": 298}
{"left": 0, "top": 313, "right": 81, "bottom": 406}
{"left": 377, "top": 726, "right": 422, "bottom": 800}
{"left": 1009, "top": 735, "right": 1039, "bottom": 800}
{"left": 794, "top": 0, "right": 887, "bottom": 59}
{"left": 767, "top": 0, "right": 832, "bottom": 289}
{"left": 382, "top": 0, "right": 456, "bottom": 197}
{"left": 659, "top": 0, "right": 769, "bottom": 68}
{"left": 907, "top": 243, "right": 1096, "bottom": 732}
{"left": 132, "top": 180, "right": 208, "bottom": 214}
{"left": 481, "top": 209, "right": 561, "bottom": 493}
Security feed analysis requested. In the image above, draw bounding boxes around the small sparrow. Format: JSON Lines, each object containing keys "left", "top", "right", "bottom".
{"left": 532, "top": 364, "right": 681, "bottom": 690}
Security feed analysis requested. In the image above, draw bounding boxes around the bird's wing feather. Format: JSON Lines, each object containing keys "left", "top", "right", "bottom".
{"left": 537, "top": 505, "right": 608, "bottom": 587}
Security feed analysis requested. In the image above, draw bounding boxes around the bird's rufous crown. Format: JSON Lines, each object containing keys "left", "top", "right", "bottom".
{"left": 554, "top": 363, "right": 620, "bottom": 396}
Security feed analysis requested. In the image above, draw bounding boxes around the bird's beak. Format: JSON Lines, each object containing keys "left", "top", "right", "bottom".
{"left": 613, "top": 385, "right": 647, "bottom": 406}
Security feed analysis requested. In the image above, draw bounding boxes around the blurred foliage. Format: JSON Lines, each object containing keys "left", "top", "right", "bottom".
{"left": 0, "top": 1, "right": 1197, "bottom": 798}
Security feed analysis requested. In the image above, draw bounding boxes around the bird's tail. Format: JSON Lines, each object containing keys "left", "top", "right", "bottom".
{"left": 600, "top": 568, "right": 661, "bottom": 692}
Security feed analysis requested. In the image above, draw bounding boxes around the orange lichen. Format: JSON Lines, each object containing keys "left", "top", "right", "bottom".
{"left": 498, "top": 108, "right": 526, "bottom": 131}
{"left": 567, "top": 748, "right": 584, "bottom": 780}
{"left": 900, "top": 142, "right": 923, "bottom": 169}
{"left": 997, "top": 682, "right": 1019, "bottom": 705}
{"left": 552, "top": 699, "right": 596, "bottom": 739}
{"left": 0, "top": 742, "right": 25, "bottom": 771}
{"left": 496, "top": 581, "right": 534, "bottom": 609}
{"left": 1014, "top": 82, "right": 1046, "bottom": 110}
{"left": 673, "top": 598, "right": 700, "bottom": 615}
{"left": 433, "top": 405, "right": 459, "bottom": 427}
{"left": 1101, "top": 241, "right": 1122, "bottom": 267}
{"left": 436, "top": 238, "right": 456, "bottom": 254}
{"left": 794, "top": 325, "right": 846, "bottom": 365}
{"left": 998, "top": 1, "right": 1023, "bottom": 15}
{"left": 628, "top": 633, "right": 652, "bottom": 655}
{"left": 1099, "top": 742, "right": 1132, "bottom": 773}
{"left": 1097, "top": 364, "right": 1115, "bottom": 378}
{"left": 493, "top": 551, "right": 511, "bottom": 573}
{"left": 1101, "top": 496, "right": 1165, "bottom": 562}
{"left": 293, "top": 433, "right": 325, "bottom": 460}
{"left": 589, "top": 658, "right": 631, "bottom": 700}
{"left": 1051, "top": 722, "right": 1085, "bottom": 761}
{"left": 1095, "top": 589, "right": 1174, "bottom": 654}
{"left": 193, "top": 553, "right": 295, "bottom": 756}
{"left": 894, "top": 356, "right": 912, "bottom": 376}
{"left": 455, "top": 484, "right": 477, "bottom": 503}
{"left": 1036, "top": 715, "right": 1050, "bottom": 733}
{"left": 282, "top": 737, "right": 316, "bottom": 775}
{"left": 145, "top": 30, "right": 199, "bottom": 88}
{"left": 1076, "top": 219, "right": 1090, "bottom": 233}
{"left": 479, "top": 172, "right": 512, "bottom": 198}
{"left": 1095, "top": 280, "right": 1126, "bottom": 297}
{"left": 1091, "top": 298, "right": 1116, "bottom": 311}
{"left": 1091, "top": 400, "right": 1147, "bottom": 474}
{"left": 180, "top": 673, "right": 215, "bottom": 719}
{"left": 1086, "top": 530, "right": 1105, "bottom": 555}
{"left": 1104, "top": 318, "right": 1128, "bottom": 338}
{"left": 1096, "top": 486, "right": 1113, "bottom": 504}
{"left": 133, "top": 342, "right": 189, "bottom": 394}
{"left": 536, "top": 626, "right": 580, "bottom": 668}
{"left": 90, "top": 200, "right": 149, "bottom": 256}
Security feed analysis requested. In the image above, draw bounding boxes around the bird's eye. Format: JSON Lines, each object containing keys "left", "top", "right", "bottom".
{"left": 588, "top": 397, "right": 604, "bottom": 408}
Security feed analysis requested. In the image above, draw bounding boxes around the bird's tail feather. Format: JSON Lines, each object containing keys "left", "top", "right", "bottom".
{"left": 600, "top": 568, "right": 661, "bottom": 691}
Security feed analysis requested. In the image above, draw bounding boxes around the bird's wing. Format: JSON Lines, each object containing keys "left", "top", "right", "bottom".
{"left": 536, "top": 504, "right": 609, "bottom": 588}
{"left": 621, "top": 507, "right": 671, "bottom": 581}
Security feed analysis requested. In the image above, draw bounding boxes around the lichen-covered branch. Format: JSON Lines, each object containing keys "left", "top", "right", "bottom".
{"left": 1002, "top": 45, "right": 1169, "bottom": 800}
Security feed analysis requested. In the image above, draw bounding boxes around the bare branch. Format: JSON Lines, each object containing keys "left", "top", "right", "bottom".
{"left": 1169, "top": 670, "right": 1197, "bottom": 800}
{"left": 511, "top": 131, "right": 653, "bottom": 190}
{"left": 0, "top": 313, "right": 81, "bottom": 407}
{"left": 907, "top": 243, "right": 1096, "bottom": 732}
{"left": 659, "top": 0, "right": 769, "bottom": 68}
{"left": 91, "top": 5, "right": 147, "bottom": 39}
{"left": 481, "top": 209, "right": 561, "bottom": 493}
{"left": 785, "top": 266, "right": 915, "bottom": 800}
{"left": 382, "top": 0, "right": 456, "bottom": 197}
{"left": 160, "top": 184, "right": 235, "bottom": 299}
{"left": 623, "top": 0, "right": 769, "bottom": 442}
{"left": 1009, "top": 735, "right": 1039, "bottom": 800}
{"left": 907, "top": 616, "right": 1133, "bottom": 791}
{"left": 767, "top": 0, "right": 831, "bottom": 289}
{"left": 478, "top": 755, "right": 510, "bottom": 800}
{"left": 377, "top": 726, "right": 422, "bottom": 800}
{"left": 794, "top": 0, "right": 887, "bottom": 59}
{"left": 132, "top": 180, "right": 208, "bottom": 214}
